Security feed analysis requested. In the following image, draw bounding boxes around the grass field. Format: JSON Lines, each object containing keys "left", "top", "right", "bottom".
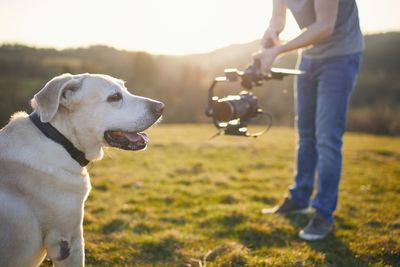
{"left": 42, "top": 124, "right": 400, "bottom": 266}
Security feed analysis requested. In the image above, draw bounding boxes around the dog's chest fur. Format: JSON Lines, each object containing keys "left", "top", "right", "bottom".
{"left": 0, "top": 114, "right": 91, "bottom": 232}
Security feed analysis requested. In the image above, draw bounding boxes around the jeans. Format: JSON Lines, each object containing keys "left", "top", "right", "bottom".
{"left": 289, "top": 52, "right": 362, "bottom": 222}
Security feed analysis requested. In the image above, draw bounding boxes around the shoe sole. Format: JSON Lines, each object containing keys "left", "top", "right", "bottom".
{"left": 261, "top": 207, "right": 312, "bottom": 215}
{"left": 299, "top": 230, "right": 329, "bottom": 241}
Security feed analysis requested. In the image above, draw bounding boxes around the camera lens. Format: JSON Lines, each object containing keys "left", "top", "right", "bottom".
{"left": 213, "top": 101, "right": 235, "bottom": 122}
{"left": 212, "top": 93, "right": 257, "bottom": 122}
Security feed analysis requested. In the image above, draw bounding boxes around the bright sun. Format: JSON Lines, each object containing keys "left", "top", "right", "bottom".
{"left": 0, "top": 0, "right": 399, "bottom": 54}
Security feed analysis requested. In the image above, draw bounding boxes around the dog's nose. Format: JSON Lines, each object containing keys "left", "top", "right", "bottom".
{"left": 152, "top": 102, "right": 165, "bottom": 115}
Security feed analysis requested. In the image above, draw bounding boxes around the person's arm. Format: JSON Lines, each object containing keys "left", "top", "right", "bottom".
{"left": 261, "top": 0, "right": 287, "bottom": 47}
{"left": 255, "top": 0, "right": 339, "bottom": 70}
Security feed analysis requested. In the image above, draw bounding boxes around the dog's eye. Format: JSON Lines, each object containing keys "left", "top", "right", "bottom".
{"left": 107, "top": 92, "right": 122, "bottom": 102}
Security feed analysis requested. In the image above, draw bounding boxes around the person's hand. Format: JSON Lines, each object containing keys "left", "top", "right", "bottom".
{"left": 252, "top": 46, "right": 280, "bottom": 72}
{"left": 261, "top": 28, "right": 280, "bottom": 48}
{"left": 254, "top": 27, "right": 282, "bottom": 71}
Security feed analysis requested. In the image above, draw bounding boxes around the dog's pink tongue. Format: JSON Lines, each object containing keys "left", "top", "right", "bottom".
{"left": 125, "top": 132, "right": 149, "bottom": 143}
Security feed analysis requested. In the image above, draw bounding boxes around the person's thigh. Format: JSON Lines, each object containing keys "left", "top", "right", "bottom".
{"left": 315, "top": 53, "right": 362, "bottom": 145}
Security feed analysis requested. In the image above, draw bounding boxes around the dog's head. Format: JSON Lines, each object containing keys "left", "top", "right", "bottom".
{"left": 31, "top": 73, "right": 164, "bottom": 160}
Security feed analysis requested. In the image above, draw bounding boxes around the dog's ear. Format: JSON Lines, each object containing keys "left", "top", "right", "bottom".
{"left": 32, "top": 74, "right": 83, "bottom": 122}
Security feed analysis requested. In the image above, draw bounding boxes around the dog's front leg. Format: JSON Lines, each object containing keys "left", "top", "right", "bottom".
{"left": 45, "top": 227, "right": 85, "bottom": 267}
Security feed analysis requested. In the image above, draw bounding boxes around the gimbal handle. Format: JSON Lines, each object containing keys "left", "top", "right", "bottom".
{"left": 252, "top": 37, "right": 305, "bottom": 79}
{"left": 222, "top": 67, "right": 303, "bottom": 83}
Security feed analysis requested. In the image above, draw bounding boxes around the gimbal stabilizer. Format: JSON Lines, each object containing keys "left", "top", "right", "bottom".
{"left": 205, "top": 59, "right": 303, "bottom": 138}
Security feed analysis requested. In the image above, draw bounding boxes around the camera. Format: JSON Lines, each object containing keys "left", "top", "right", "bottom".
{"left": 205, "top": 60, "right": 303, "bottom": 138}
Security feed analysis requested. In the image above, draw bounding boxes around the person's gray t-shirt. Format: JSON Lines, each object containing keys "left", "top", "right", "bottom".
{"left": 284, "top": 0, "right": 364, "bottom": 58}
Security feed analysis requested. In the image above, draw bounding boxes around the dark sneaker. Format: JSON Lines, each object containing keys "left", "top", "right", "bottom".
{"left": 261, "top": 197, "right": 310, "bottom": 215}
{"left": 299, "top": 212, "right": 333, "bottom": 241}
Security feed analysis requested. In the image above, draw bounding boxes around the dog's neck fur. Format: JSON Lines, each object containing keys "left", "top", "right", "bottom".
{"left": 51, "top": 111, "right": 104, "bottom": 161}
{"left": 0, "top": 112, "right": 89, "bottom": 178}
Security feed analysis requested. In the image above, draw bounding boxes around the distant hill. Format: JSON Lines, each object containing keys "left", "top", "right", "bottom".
{"left": 0, "top": 32, "right": 399, "bottom": 135}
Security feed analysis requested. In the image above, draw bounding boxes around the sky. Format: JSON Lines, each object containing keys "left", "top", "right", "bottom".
{"left": 0, "top": 0, "right": 399, "bottom": 55}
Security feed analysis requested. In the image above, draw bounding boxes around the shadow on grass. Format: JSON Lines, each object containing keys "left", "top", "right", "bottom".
{"left": 102, "top": 219, "right": 126, "bottom": 234}
{"left": 199, "top": 211, "right": 246, "bottom": 230}
{"left": 286, "top": 214, "right": 371, "bottom": 267}
{"left": 237, "top": 227, "right": 290, "bottom": 249}
{"left": 134, "top": 235, "right": 184, "bottom": 264}
{"left": 211, "top": 213, "right": 292, "bottom": 248}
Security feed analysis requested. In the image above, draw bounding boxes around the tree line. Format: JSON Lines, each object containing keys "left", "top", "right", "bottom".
{"left": 0, "top": 32, "right": 399, "bottom": 135}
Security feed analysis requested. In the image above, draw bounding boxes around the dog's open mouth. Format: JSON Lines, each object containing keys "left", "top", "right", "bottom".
{"left": 104, "top": 130, "right": 149, "bottom": 151}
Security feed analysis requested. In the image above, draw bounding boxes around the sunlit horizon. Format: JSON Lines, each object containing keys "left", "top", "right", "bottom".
{"left": 1, "top": 0, "right": 399, "bottom": 55}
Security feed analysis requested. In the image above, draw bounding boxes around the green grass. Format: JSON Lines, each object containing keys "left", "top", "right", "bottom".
{"left": 41, "top": 124, "right": 400, "bottom": 266}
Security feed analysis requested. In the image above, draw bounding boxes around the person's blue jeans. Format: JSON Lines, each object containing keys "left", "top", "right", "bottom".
{"left": 289, "top": 52, "right": 362, "bottom": 222}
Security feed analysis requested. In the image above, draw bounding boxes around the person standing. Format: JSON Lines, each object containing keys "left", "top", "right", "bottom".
{"left": 256, "top": 0, "right": 364, "bottom": 241}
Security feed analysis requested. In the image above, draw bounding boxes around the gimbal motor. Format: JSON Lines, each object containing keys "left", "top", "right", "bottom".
{"left": 205, "top": 59, "right": 303, "bottom": 138}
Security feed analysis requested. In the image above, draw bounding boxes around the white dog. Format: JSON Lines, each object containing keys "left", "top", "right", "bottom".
{"left": 0, "top": 73, "right": 164, "bottom": 266}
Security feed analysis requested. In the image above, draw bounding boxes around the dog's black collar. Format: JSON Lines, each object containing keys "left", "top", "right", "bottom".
{"left": 29, "top": 112, "right": 89, "bottom": 167}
